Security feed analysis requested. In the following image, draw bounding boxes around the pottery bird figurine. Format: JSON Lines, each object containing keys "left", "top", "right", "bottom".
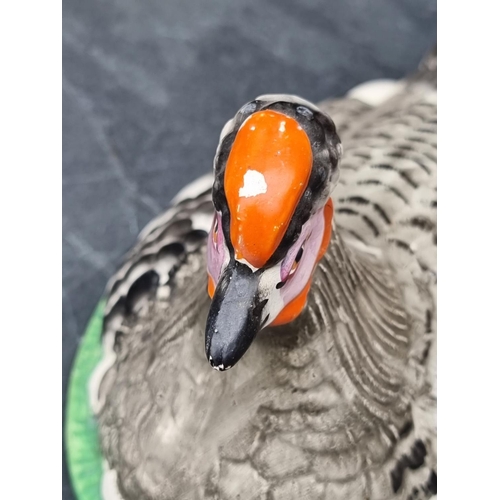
{"left": 66, "top": 49, "right": 437, "bottom": 500}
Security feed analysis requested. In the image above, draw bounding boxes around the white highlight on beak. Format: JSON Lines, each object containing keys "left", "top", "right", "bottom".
{"left": 239, "top": 169, "right": 267, "bottom": 198}
{"left": 279, "top": 121, "right": 286, "bottom": 133}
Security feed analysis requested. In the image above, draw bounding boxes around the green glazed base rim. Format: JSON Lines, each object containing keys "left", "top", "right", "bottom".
{"left": 65, "top": 300, "right": 105, "bottom": 500}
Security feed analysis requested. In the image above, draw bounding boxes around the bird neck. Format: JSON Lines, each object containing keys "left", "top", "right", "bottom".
{"left": 297, "top": 228, "right": 413, "bottom": 369}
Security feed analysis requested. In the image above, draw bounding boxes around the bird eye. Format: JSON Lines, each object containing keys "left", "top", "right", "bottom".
{"left": 288, "top": 245, "right": 304, "bottom": 277}
{"left": 276, "top": 244, "right": 304, "bottom": 289}
{"left": 295, "top": 246, "right": 304, "bottom": 263}
{"left": 212, "top": 217, "right": 219, "bottom": 248}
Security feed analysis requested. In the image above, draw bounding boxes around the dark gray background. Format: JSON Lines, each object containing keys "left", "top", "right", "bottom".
{"left": 62, "top": 0, "right": 436, "bottom": 497}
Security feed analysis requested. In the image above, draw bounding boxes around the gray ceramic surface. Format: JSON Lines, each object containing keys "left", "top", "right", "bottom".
{"left": 62, "top": 1, "right": 436, "bottom": 497}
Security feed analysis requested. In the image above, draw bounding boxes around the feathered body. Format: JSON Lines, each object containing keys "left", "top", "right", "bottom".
{"left": 91, "top": 53, "right": 436, "bottom": 500}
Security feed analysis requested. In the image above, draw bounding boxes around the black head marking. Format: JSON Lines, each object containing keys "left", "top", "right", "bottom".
{"left": 212, "top": 96, "right": 341, "bottom": 268}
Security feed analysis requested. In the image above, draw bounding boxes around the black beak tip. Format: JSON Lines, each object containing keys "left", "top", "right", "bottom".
{"left": 207, "top": 354, "right": 233, "bottom": 372}
{"left": 205, "top": 336, "right": 238, "bottom": 371}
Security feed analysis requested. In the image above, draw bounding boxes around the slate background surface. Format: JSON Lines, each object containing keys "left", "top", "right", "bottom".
{"left": 62, "top": 1, "right": 436, "bottom": 497}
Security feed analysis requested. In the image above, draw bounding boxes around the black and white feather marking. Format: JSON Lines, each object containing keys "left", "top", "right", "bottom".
{"left": 89, "top": 174, "right": 214, "bottom": 413}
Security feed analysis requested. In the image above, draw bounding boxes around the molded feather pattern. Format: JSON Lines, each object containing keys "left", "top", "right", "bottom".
{"left": 92, "top": 63, "right": 436, "bottom": 500}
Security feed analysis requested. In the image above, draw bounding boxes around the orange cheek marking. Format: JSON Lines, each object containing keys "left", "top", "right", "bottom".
{"left": 270, "top": 277, "right": 313, "bottom": 326}
{"left": 270, "top": 199, "right": 333, "bottom": 327}
{"left": 318, "top": 198, "right": 333, "bottom": 261}
{"left": 224, "top": 110, "right": 313, "bottom": 268}
{"left": 207, "top": 275, "right": 216, "bottom": 299}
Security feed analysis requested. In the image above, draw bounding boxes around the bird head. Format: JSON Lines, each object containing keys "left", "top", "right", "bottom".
{"left": 205, "top": 94, "right": 341, "bottom": 370}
